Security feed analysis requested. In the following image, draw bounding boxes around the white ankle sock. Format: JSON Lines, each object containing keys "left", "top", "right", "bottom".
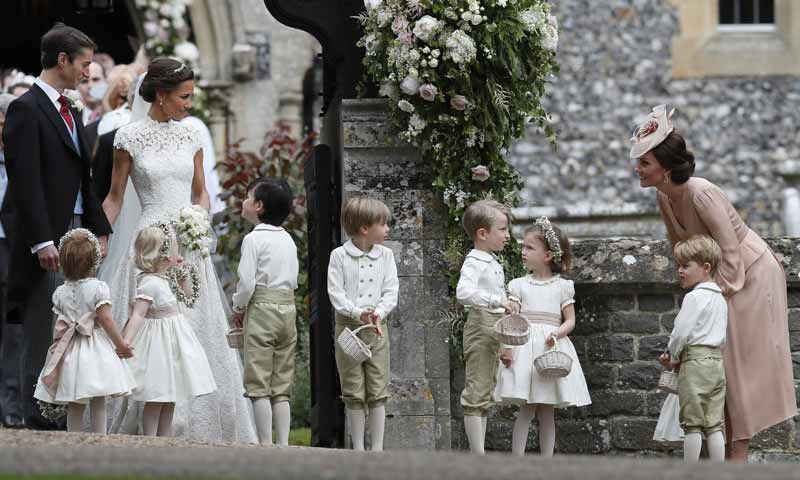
{"left": 272, "top": 401, "right": 291, "bottom": 446}
{"left": 89, "top": 397, "right": 107, "bottom": 434}
{"left": 67, "top": 403, "right": 86, "bottom": 433}
{"left": 347, "top": 408, "right": 366, "bottom": 451}
{"left": 156, "top": 403, "right": 175, "bottom": 437}
{"left": 464, "top": 415, "right": 485, "bottom": 454}
{"left": 368, "top": 406, "right": 386, "bottom": 451}
{"left": 707, "top": 431, "right": 725, "bottom": 462}
{"left": 252, "top": 398, "right": 273, "bottom": 445}
{"left": 512, "top": 405, "right": 536, "bottom": 455}
{"left": 142, "top": 403, "right": 162, "bottom": 436}
{"left": 684, "top": 432, "right": 702, "bottom": 462}
{"left": 537, "top": 406, "right": 555, "bottom": 457}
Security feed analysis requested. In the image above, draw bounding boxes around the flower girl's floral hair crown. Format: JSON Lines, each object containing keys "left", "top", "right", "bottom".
{"left": 629, "top": 104, "right": 675, "bottom": 159}
{"left": 58, "top": 228, "right": 101, "bottom": 279}
{"left": 533, "top": 216, "right": 562, "bottom": 263}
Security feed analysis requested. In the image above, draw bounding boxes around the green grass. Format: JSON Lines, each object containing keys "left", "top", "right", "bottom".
{"left": 288, "top": 427, "right": 311, "bottom": 446}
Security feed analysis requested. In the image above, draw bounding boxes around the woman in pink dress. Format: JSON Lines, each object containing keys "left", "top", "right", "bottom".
{"left": 631, "top": 105, "right": 796, "bottom": 462}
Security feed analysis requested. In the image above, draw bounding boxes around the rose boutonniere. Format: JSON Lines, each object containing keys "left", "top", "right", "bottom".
{"left": 62, "top": 89, "right": 84, "bottom": 112}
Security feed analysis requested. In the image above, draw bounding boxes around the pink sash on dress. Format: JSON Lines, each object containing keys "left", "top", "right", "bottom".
{"left": 40, "top": 310, "right": 96, "bottom": 393}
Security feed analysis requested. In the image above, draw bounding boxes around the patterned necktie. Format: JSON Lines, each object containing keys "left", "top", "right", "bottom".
{"left": 57, "top": 96, "right": 74, "bottom": 133}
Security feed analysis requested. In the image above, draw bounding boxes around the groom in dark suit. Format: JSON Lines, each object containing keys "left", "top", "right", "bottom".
{"left": 0, "top": 23, "right": 112, "bottom": 429}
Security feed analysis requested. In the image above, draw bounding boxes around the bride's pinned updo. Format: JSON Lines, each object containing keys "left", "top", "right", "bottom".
{"left": 139, "top": 57, "right": 194, "bottom": 103}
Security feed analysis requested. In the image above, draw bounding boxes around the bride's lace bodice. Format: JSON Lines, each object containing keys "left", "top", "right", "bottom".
{"left": 114, "top": 115, "right": 201, "bottom": 225}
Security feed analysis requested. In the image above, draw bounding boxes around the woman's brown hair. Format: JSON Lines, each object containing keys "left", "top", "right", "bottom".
{"left": 651, "top": 132, "right": 696, "bottom": 185}
{"left": 523, "top": 223, "right": 573, "bottom": 273}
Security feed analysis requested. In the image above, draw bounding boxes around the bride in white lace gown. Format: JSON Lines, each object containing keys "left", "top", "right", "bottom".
{"left": 100, "top": 58, "right": 256, "bottom": 443}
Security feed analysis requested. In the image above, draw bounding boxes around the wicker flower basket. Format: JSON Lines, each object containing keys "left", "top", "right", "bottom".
{"left": 337, "top": 324, "right": 378, "bottom": 364}
{"left": 534, "top": 337, "right": 573, "bottom": 378}
{"left": 226, "top": 327, "right": 243, "bottom": 349}
{"left": 658, "top": 370, "right": 679, "bottom": 395}
{"left": 494, "top": 314, "right": 530, "bottom": 346}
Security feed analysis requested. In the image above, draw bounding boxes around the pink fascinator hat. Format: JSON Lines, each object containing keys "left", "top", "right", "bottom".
{"left": 629, "top": 104, "right": 675, "bottom": 159}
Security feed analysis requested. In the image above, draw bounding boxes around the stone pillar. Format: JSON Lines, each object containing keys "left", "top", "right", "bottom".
{"left": 777, "top": 159, "right": 800, "bottom": 236}
{"left": 340, "top": 99, "right": 451, "bottom": 449}
{"left": 198, "top": 80, "right": 233, "bottom": 163}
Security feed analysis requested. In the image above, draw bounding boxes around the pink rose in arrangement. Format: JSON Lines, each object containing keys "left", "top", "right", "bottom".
{"left": 634, "top": 119, "right": 658, "bottom": 139}
{"left": 398, "top": 31, "right": 415, "bottom": 45}
{"left": 471, "top": 165, "right": 490, "bottom": 182}
{"left": 450, "top": 95, "right": 468, "bottom": 111}
{"left": 419, "top": 84, "right": 438, "bottom": 101}
{"left": 392, "top": 16, "right": 410, "bottom": 34}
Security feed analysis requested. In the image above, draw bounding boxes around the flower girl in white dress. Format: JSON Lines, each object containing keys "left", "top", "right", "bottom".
{"left": 34, "top": 228, "right": 135, "bottom": 433}
{"left": 495, "top": 217, "right": 591, "bottom": 456}
{"left": 122, "top": 224, "right": 216, "bottom": 436}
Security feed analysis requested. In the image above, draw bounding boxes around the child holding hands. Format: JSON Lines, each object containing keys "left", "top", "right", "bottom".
{"left": 231, "top": 178, "right": 299, "bottom": 446}
{"left": 123, "top": 224, "right": 217, "bottom": 436}
{"left": 456, "top": 200, "right": 520, "bottom": 454}
{"left": 494, "top": 217, "right": 591, "bottom": 456}
{"left": 658, "top": 235, "right": 727, "bottom": 462}
{"left": 328, "top": 197, "right": 399, "bottom": 451}
{"left": 34, "top": 228, "right": 135, "bottom": 434}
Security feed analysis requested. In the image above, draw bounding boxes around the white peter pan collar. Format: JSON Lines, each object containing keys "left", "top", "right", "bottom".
{"left": 343, "top": 239, "right": 382, "bottom": 259}
{"left": 254, "top": 223, "right": 283, "bottom": 232}
{"left": 465, "top": 249, "right": 497, "bottom": 263}
{"left": 693, "top": 281, "right": 722, "bottom": 293}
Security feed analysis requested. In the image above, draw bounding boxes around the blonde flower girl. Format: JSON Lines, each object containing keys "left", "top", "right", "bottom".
{"left": 122, "top": 224, "right": 217, "bottom": 436}
{"left": 34, "top": 228, "right": 135, "bottom": 433}
{"left": 494, "top": 217, "right": 591, "bottom": 456}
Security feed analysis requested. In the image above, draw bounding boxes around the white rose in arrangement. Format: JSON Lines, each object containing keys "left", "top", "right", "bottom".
{"left": 379, "top": 82, "right": 397, "bottom": 98}
{"left": 497, "top": 0, "right": 508, "bottom": 6}
{"left": 418, "top": 84, "right": 438, "bottom": 102}
{"left": 413, "top": 15, "right": 441, "bottom": 42}
{"left": 541, "top": 24, "right": 558, "bottom": 51}
{"left": 400, "top": 75, "right": 421, "bottom": 95}
{"left": 174, "top": 41, "right": 200, "bottom": 62}
{"left": 377, "top": 10, "right": 392, "bottom": 27}
{"left": 450, "top": 95, "right": 468, "bottom": 111}
{"left": 431, "top": 49, "right": 440, "bottom": 58}
{"left": 421, "top": 59, "right": 428, "bottom": 67}
{"left": 398, "top": 99, "right": 415, "bottom": 113}
{"left": 519, "top": 8, "right": 544, "bottom": 32}
{"left": 408, "top": 67, "right": 419, "bottom": 78}
{"left": 445, "top": 30, "right": 477, "bottom": 65}
{"left": 409, "top": 49, "right": 420, "bottom": 62}
{"left": 471, "top": 165, "right": 490, "bottom": 182}
{"left": 409, "top": 113, "right": 427, "bottom": 131}
{"left": 429, "top": 58, "right": 439, "bottom": 68}
{"left": 364, "top": 0, "right": 382, "bottom": 9}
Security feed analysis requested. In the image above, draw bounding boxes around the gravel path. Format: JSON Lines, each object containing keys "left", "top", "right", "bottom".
{"left": 0, "top": 429, "right": 796, "bottom": 479}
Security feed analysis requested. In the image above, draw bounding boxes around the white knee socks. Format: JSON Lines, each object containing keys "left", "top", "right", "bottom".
{"left": 464, "top": 415, "right": 485, "bottom": 454}
{"left": 252, "top": 398, "right": 274, "bottom": 445}
{"left": 537, "top": 406, "right": 555, "bottom": 457}
{"left": 272, "top": 401, "right": 291, "bottom": 447}
{"left": 89, "top": 397, "right": 107, "bottom": 434}
{"left": 67, "top": 403, "right": 86, "bottom": 433}
{"left": 347, "top": 408, "right": 366, "bottom": 451}
{"left": 707, "top": 431, "right": 725, "bottom": 462}
{"left": 684, "top": 432, "right": 703, "bottom": 462}
{"left": 512, "top": 405, "right": 536, "bottom": 456}
{"left": 368, "top": 406, "right": 386, "bottom": 451}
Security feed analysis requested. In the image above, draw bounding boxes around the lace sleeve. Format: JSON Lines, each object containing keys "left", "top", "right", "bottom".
{"left": 113, "top": 125, "right": 133, "bottom": 155}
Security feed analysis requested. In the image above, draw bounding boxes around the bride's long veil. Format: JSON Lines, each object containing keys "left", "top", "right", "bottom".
{"left": 97, "top": 74, "right": 146, "bottom": 285}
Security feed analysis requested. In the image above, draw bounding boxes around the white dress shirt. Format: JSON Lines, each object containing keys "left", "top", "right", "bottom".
{"left": 456, "top": 249, "right": 507, "bottom": 312}
{"left": 231, "top": 224, "right": 299, "bottom": 310}
{"left": 30, "top": 77, "right": 83, "bottom": 254}
{"left": 668, "top": 281, "right": 728, "bottom": 360}
{"left": 327, "top": 240, "right": 399, "bottom": 321}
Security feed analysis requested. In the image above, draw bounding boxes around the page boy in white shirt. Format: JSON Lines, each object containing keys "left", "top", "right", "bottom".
{"left": 456, "top": 199, "right": 519, "bottom": 454}
{"left": 659, "top": 234, "right": 727, "bottom": 462}
{"left": 232, "top": 178, "right": 299, "bottom": 446}
{"left": 327, "top": 196, "right": 399, "bottom": 452}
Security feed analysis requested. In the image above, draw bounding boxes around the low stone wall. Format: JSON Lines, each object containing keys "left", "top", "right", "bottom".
{"left": 452, "top": 237, "right": 800, "bottom": 462}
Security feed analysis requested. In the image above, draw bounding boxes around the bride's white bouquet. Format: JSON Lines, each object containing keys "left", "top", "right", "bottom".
{"left": 175, "top": 205, "right": 213, "bottom": 258}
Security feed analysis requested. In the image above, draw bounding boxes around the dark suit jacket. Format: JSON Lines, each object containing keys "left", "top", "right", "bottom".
{"left": 84, "top": 118, "right": 100, "bottom": 157}
{"left": 92, "top": 128, "right": 118, "bottom": 202}
{"left": 0, "top": 83, "right": 112, "bottom": 312}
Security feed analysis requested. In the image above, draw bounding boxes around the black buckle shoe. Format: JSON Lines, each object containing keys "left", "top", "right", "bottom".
{"left": 2, "top": 414, "right": 24, "bottom": 429}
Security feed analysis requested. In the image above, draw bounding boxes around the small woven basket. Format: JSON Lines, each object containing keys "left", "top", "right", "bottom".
{"left": 534, "top": 337, "right": 573, "bottom": 378}
{"left": 658, "top": 370, "right": 679, "bottom": 395}
{"left": 337, "top": 324, "right": 378, "bottom": 364}
{"left": 494, "top": 314, "right": 531, "bottom": 346}
{"left": 226, "top": 327, "right": 243, "bottom": 349}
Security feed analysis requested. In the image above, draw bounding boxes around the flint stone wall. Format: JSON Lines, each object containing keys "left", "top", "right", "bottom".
{"left": 450, "top": 237, "right": 800, "bottom": 462}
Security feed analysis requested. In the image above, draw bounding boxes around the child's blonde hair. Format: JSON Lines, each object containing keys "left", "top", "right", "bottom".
{"left": 341, "top": 196, "right": 391, "bottom": 237}
{"left": 134, "top": 226, "right": 171, "bottom": 273}
{"left": 59, "top": 230, "right": 97, "bottom": 281}
{"left": 462, "top": 200, "right": 511, "bottom": 239}
{"left": 674, "top": 235, "right": 722, "bottom": 275}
